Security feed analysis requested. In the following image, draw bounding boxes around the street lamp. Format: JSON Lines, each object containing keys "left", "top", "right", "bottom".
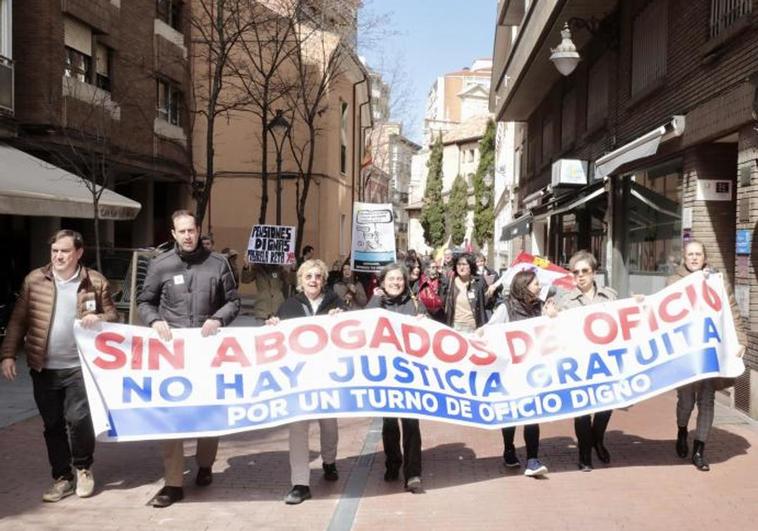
{"left": 268, "top": 109, "right": 291, "bottom": 225}
{"left": 550, "top": 17, "right": 618, "bottom": 77}
{"left": 549, "top": 23, "right": 580, "bottom": 76}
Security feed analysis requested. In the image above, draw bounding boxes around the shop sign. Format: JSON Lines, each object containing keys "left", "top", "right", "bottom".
{"left": 695, "top": 179, "right": 732, "bottom": 201}
{"left": 681, "top": 207, "right": 693, "bottom": 230}
{"left": 736, "top": 229, "right": 752, "bottom": 255}
{"left": 551, "top": 159, "right": 588, "bottom": 187}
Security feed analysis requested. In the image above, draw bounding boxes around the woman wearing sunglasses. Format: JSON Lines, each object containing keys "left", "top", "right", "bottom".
{"left": 556, "top": 250, "right": 617, "bottom": 471}
{"left": 443, "top": 252, "right": 488, "bottom": 333}
{"left": 266, "top": 259, "right": 345, "bottom": 504}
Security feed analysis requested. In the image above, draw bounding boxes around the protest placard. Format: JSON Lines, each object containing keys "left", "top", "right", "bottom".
{"left": 351, "top": 202, "right": 396, "bottom": 272}
{"left": 247, "top": 224, "right": 296, "bottom": 265}
{"left": 75, "top": 271, "right": 743, "bottom": 441}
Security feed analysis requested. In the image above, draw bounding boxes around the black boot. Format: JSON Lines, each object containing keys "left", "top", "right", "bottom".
{"left": 578, "top": 448, "right": 593, "bottom": 472}
{"left": 676, "top": 427, "right": 688, "bottom": 458}
{"left": 692, "top": 440, "right": 710, "bottom": 471}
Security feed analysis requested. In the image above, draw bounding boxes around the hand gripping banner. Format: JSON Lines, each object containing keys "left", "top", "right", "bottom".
{"left": 75, "top": 271, "right": 744, "bottom": 442}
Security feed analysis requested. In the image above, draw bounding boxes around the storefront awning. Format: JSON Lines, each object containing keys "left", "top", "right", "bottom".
{"left": 500, "top": 213, "right": 532, "bottom": 242}
{"left": 594, "top": 116, "right": 685, "bottom": 179}
{"left": 0, "top": 144, "right": 141, "bottom": 220}
{"left": 532, "top": 181, "right": 607, "bottom": 221}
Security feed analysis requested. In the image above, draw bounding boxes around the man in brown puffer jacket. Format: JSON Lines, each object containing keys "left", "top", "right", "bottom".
{"left": 1, "top": 229, "right": 117, "bottom": 502}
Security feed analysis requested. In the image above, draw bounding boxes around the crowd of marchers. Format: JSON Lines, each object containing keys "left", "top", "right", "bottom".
{"left": 0, "top": 210, "right": 746, "bottom": 508}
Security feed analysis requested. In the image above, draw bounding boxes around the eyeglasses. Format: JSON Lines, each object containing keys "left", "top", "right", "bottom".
{"left": 572, "top": 268, "right": 592, "bottom": 276}
{"left": 304, "top": 273, "right": 323, "bottom": 280}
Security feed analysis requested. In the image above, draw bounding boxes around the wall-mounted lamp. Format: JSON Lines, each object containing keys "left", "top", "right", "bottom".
{"left": 549, "top": 23, "right": 580, "bottom": 76}
{"left": 549, "top": 16, "right": 618, "bottom": 77}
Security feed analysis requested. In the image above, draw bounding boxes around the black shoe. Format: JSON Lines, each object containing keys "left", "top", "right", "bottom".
{"left": 195, "top": 467, "right": 213, "bottom": 487}
{"left": 384, "top": 466, "right": 400, "bottom": 482}
{"left": 692, "top": 440, "right": 710, "bottom": 471}
{"left": 503, "top": 447, "right": 521, "bottom": 468}
{"left": 323, "top": 462, "right": 339, "bottom": 481}
{"left": 284, "top": 485, "right": 312, "bottom": 505}
{"left": 676, "top": 427, "right": 688, "bottom": 458}
{"left": 594, "top": 442, "right": 611, "bottom": 464}
{"left": 150, "top": 486, "right": 184, "bottom": 508}
{"left": 578, "top": 449, "right": 593, "bottom": 472}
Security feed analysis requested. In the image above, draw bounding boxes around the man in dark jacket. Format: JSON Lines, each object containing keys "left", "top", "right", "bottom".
{"left": 138, "top": 210, "right": 240, "bottom": 507}
{"left": 1, "top": 229, "right": 118, "bottom": 502}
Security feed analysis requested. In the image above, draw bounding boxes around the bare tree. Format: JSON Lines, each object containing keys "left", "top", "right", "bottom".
{"left": 227, "top": 0, "right": 303, "bottom": 225}
{"left": 284, "top": 0, "right": 372, "bottom": 255}
{"left": 190, "top": 0, "right": 255, "bottom": 228}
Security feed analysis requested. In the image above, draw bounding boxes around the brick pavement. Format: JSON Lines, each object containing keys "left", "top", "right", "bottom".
{"left": 2, "top": 379, "right": 758, "bottom": 529}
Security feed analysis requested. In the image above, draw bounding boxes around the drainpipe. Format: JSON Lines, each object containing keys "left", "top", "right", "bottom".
{"left": 351, "top": 72, "right": 369, "bottom": 225}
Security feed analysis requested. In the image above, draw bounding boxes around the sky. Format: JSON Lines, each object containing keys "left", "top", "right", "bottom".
{"left": 358, "top": 0, "right": 497, "bottom": 144}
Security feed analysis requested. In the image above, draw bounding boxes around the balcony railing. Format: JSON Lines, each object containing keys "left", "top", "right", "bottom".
{"left": 0, "top": 56, "right": 13, "bottom": 113}
{"left": 710, "top": 0, "right": 752, "bottom": 38}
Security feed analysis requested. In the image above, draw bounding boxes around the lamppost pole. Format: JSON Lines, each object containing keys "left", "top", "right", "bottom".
{"left": 267, "top": 109, "right": 290, "bottom": 225}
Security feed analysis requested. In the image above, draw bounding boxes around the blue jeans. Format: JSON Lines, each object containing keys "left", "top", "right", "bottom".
{"left": 31, "top": 367, "right": 95, "bottom": 479}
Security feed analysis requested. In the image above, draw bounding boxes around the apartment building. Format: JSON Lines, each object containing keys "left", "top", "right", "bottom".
{"left": 491, "top": 0, "right": 758, "bottom": 416}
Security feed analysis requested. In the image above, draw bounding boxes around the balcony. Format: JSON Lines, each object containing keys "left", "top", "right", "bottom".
{"left": 0, "top": 56, "right": 12, "bottom": 113}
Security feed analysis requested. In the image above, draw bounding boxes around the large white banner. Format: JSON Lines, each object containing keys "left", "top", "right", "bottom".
{"left": 75, "top": 272, "right": 743, "bottom": 442}
{"left": 351, "top": 202, "right": 396, "bottom": 273}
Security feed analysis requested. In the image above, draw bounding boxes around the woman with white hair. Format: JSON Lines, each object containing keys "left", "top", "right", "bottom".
{"left": 266, "top": 259, "right": 345, "bottom": 504}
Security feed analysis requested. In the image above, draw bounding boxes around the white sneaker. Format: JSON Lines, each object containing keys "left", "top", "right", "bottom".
{"left": 76, "top": 468, "right": 95, "bottom": 498}
{"left": 524, "top": 458, "right": 548, "bottom": 477}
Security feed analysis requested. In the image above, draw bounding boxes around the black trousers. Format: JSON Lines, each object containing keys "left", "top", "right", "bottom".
{"left": 31, "top": 367, "right": 95, "bottom": 480}
{"left": 574, "top": 410, "right": 613, "bottom": 454}
{"left": 382, "top": 417, "right": 422, "bottom": 480}
{"left": 501, "top": 424, "right": 540, "bottom": 459}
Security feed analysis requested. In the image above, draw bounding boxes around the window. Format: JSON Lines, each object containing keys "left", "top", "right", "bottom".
{"left": 631, "top": 0, "right": 668, "bottom": 96}
{"left": 156, "top": 0, "right": 182, "bottom": 31}
{"left": 0, "top": 0, "right": 11, "bottom": 59}
{"left": 561, "top": 90, "right": 576, "bottom": 149}
{"left": 95, "top": 44, "right": 112, "bottom": 92}
{"left": 64, "top": 17, "right": 93, "bottom": 84}
{"left": 710, "top": 0, "right": 752, "bottom": 38}
{"left": 156, "top": 79, "right": 183, "bottom": 126}
{"left": 625, "top": 167, "right": 682, "bottom": 277}
{"left": 340, "top": 101, "right": 348, "bottom": 174}
{"left": 586, "top": 54, "right": 609, "bottom": 132}
{"left": 65, "top": 47, "right": 92, "bottom": 83}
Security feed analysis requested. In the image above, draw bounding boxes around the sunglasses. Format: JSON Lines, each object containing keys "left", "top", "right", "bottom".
{"left": 572, "top": 268, "right": 592, "bottom": 276}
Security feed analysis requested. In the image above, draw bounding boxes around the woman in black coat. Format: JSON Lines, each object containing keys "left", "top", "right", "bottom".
{"left": 266, "top": 259, "right": 345, "bottom": 505}
{"left": 443, "top": 252, "right": 487, "bottom": 332}
{"left": 367, "top": 263, "right": 427, "bottom": 493}
{"left": 486, "top": 269, "right": 555, "bottom": 478}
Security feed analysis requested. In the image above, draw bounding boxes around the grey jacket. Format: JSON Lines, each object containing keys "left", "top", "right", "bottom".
{"left": 137, "top": 245, "right": 240, "bottom": 328}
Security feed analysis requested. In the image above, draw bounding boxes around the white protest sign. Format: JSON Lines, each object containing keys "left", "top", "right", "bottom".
{"left": 351, "top": 202, "right": 396, "bottom": 272}
{"left": 247, "top": 224, "right": 296, "bottom": 265}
